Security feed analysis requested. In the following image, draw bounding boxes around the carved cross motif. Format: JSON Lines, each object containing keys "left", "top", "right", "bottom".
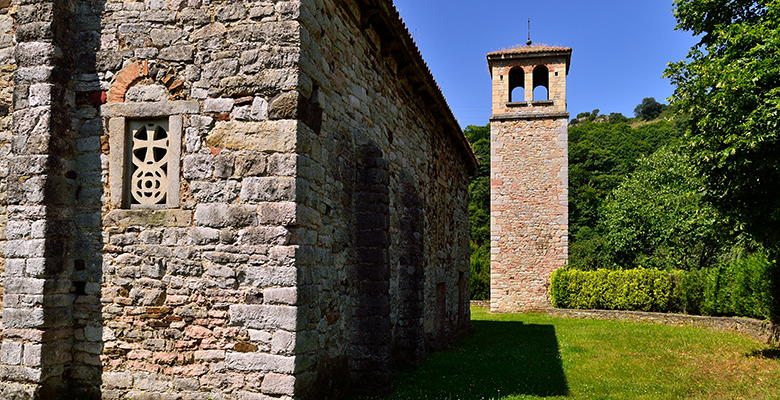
{"left": 130, "top": 123, "right": 170, "bottom": 206}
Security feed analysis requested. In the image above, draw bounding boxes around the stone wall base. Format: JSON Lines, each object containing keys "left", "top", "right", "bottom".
{"left": 548, "top": 308, "right": 780, "bottom": 347}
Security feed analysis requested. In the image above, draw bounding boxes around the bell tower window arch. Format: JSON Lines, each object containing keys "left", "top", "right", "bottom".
{"left": 508, "top": 67, "right": 525, "bottom": 103}
{"left": 532, "top": 65, "right": 549, "bottom": 101}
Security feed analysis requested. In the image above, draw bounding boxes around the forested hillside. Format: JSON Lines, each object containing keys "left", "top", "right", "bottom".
{"left": 568, "top": 106, "right": 683, "bottom": 269}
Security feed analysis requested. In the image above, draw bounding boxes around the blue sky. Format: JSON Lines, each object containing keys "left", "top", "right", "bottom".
{"left": 393, "top": 0, "right": 699, "bottom": 127}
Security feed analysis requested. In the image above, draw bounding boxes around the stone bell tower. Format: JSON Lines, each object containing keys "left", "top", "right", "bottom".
{"left": 487, "top": 45, "right": 572, "bottom": 312}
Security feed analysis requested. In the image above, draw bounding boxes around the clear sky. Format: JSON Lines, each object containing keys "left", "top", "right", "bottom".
{"left": 393, "top": 0, "right": 699, "bottom": 127}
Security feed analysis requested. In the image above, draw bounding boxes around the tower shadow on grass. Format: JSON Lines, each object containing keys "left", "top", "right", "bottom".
{"left": 357, "top": 320, "right": 568, "bottom": 400}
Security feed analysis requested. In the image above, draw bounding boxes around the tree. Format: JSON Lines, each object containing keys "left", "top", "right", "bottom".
{"left": 601, "top": 146, "right": 727, "bottom": 270}
{"left": 665, "top": 0, "right": 780, "bottom": 320}
{"left": 633, "top": 97, "right": 668, "bottom": 120}
{"left": 464, "top": 125, "right": 491, "bottom": 299}
{"left": 568, "top": 117, "right": 682, "bottom": 269}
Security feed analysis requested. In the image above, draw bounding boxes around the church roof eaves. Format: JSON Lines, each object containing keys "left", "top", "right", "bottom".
{"left": 370, "top": 0, "right": 479, "bottom": 171}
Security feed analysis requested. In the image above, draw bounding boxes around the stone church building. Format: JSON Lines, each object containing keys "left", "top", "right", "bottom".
{"left": 0, "top": 0, "right": 477, "bottom": 398}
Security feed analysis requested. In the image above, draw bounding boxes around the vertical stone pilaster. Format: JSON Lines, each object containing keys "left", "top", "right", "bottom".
{"left": 348, "top": 142, "right": 392, "bottom": 395}
{"left": 0, "top": 1, "right": 75, "bottom": 398}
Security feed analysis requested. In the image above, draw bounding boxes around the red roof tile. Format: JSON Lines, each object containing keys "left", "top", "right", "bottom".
{"left": 488, "top": 46, "right": 572, "bottom": 57}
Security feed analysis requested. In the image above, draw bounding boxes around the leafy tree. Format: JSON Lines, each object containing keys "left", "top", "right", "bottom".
{"left": 601, "top": 146, "right": 728, "bottom": 270}
{"left": 665, "top": 0, "right": 780, "bottom": 320}
{"left": 608, "top": 113, "right": 629, "bottom": 124}
{"left": 633, "top": 97, "right": 668, "bottom": 120}
{"left": 568, "top": 117, "right": 683, "bottom": 269}
{"left": 465, "top": 125, "right": 491, "bottom": 299}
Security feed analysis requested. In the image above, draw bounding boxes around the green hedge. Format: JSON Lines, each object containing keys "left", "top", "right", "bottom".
{"left": 550, "top": 268, "right": 682, "bottom": 312}
{"left": 551, "top": 253, "right": 776, "bottom": 321}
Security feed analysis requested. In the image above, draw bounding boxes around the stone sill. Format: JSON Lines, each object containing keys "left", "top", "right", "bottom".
{"left": 491, "top": 111, "right": 569, "bottom": 121}
{"left": 506, "top": 102, "right": 530, "bottom": 108}
{"left": 104, "top": 209, "right": 193, "bottom": 228}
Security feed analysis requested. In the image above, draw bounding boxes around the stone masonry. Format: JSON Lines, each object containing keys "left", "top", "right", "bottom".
{"left": 488, "top": 46, "right": 571, "bottom": 313}
{"left": 0, "top": 1, "right": 477, "bottom": 399}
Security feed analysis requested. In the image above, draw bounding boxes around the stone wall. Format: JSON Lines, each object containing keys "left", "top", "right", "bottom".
{"left": 296, "top": 0, "right": 473, "bottom": 396}
{"left": 0, "top": 0, "right": 86, "bottom": 398}
{"left": 0, "top": 0, "right": 305, "bottom": 398}
{"left": 82, "top": 1, "right": 304, "bottom": 399}
{"left": 0, "top": 0, "right": 15, "bottom": 333}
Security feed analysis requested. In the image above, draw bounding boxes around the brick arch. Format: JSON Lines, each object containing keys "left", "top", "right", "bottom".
{"left": 107, "top": 60, "right": 187, "bottom": 103}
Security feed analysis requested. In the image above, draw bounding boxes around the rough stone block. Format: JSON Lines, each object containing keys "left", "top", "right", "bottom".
{"left": 261, "top": 373, "right": 295, "bottom": 396}
{"left": 0, "top": 342, "right": 23, "bottom": 365}
{"left": 263, "top": 288, "right": 297, "bottom": 306}
{"left": 225, "top": 352, "right": 295, "bottom": 374}
{"left": 205, "top": 121, "right": 296, "bottom": 153}
{"left": 204, "top": 98, "right": 235, "bottom": 113}
{"left": 194, "top": 204, "right": 257, "bottom": 228}
{"left": 257, "top": 202, "right": 297, "bottom": 226}
{"left": 240, "top": 177, "right": 295, "bottom": 203}
{"left": 228, "top": 305, "right": 296, "bottom": 331}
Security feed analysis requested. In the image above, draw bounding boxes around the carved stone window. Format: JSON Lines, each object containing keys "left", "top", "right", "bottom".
{"left": 107, "top": 107, "right": 187, "bottom": 209}
{"left": 128, "top": 119, "right": 171, "bottom": 207}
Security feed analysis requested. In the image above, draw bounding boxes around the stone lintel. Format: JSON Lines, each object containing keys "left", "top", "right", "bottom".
{"left": 100, "top": 100, "right": 199, "bottom": 118}
{"left": 490, "top": 111, "right": 570, "bottom": 121}
{"left": 103, "top": 209, "right": 193, "bottom": 228}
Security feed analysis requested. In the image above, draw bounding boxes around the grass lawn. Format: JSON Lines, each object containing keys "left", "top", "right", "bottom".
{"left": 362, "top": 306, "right": 780, "bottom": 400}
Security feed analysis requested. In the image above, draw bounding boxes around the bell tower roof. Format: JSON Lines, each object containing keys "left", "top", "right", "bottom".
{"left": 487, "top": 46, "right": 572, "bottom": 73}
{"left": 487, "top": 45, "right": 572, "bottom": 57}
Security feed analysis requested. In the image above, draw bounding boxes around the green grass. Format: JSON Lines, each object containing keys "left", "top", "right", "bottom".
{"left": 361, "top": 306, "right": 780, "bottom": 400}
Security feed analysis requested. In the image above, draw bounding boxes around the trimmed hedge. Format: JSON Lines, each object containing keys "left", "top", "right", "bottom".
{"left": 550, "top": 268, "right": 682, "bottom": 312}
{"left": 551, "top": 254, "right": 776, "bottom": 321}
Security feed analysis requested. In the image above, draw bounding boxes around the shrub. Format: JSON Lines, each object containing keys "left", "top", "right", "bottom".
{"left": 469, "top": 243, "right": 490, "bottom": 300}
{"left": 550, "top": 268, "right": 682, "bottom": 312}
{"left": 551, "top": 255, "right": 775, "bottom": 321}
{"left": 691, "top": 250, "right": 774, "bottom": 321}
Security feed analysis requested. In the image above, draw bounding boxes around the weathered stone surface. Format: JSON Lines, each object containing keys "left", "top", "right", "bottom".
{"left": 228, "top": 305, "right": 296, "bottom": 331}
{"left": 240, "top": 177, "right": 295, "bottom": 203}
{"left": 103, "top": 210, "right": 193, "bottom": 228}
{"left": 205, "top": 121, "right": 296, "bottom": 153}
{"left": 261, "top": 373, "right": 295, "bottom": 396}
{"left": 225, "top": 352, "right": 294, "bottom": 374}
{"left": 101, "top": 100, "right": 199, "bottom": 117}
